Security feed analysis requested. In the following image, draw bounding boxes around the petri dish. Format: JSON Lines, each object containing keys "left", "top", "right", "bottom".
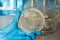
{"left": 18, "top": 8, "right": 45, "bottom": 33}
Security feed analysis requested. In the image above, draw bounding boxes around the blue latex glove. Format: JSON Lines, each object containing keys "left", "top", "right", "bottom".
{"left": 0, "top": 14, "right": 42, "bottom": 40}
{"left": 0, "top": 10, "right": 42, "bottom": 40}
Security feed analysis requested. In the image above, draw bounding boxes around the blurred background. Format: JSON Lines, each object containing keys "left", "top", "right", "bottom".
{"left": 34, "top": 0, "right": 60, "bottom": 40}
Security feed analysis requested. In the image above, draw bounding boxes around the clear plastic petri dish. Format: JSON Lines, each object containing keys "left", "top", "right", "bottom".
{"left": 18, "top": 8, "right": 45, "bottom": 33}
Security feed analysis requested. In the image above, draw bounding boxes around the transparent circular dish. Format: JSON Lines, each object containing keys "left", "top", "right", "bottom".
{"left": 18, "top": 8, "right": 45, "bottom": 33}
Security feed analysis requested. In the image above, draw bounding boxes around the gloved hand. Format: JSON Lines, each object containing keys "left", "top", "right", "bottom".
{"left": 0, "top": 11, "right": 42, "bottom": 40}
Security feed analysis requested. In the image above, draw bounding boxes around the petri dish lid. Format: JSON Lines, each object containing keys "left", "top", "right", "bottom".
{"left": 18, "top": 8, "right": 45, "bottom": 33}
